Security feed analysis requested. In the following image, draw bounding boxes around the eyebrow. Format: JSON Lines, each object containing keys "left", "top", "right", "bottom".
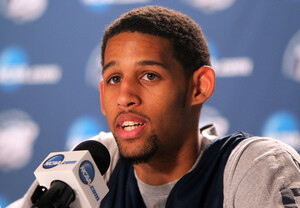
{"left": 102, "top": 60, "right": 167, "bottom": 74}
{"left": 137, "top": 60, "right": 166, "bottom": 68}
{"left": 102, "top": 61, "right": 116, "bottom": 74}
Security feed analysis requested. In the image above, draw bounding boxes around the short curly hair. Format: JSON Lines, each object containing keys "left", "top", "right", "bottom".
{"left": 101, "top": 5, "right": 211, "bottom": 78}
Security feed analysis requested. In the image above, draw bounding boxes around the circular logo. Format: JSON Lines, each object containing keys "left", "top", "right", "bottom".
{"left": 0, "top": 109, "right": 39, "bottom": 171}
{"left": 262, "top": 111, "right": 300, "bottom": 151}
{"left": 282, "top": 30, "right": 300, "bottom": 83}
{"left": 0, "top": 0, "right": 48, "bottom": 24}
{"left": 0, "top": 194, "right": 9, "bottom": 208}
{"left": 85, "top": 44, "right": 102, "bottom": 90}
{"left": 80, "top": 0, "right": 111, "bottom": 11}
{"left": 79, "top": 160, "right": 95, "bottom": 185}
{"left": 65, "top": 116, "right": 109, "bottom": 150}
{"left": 43, "top": 154, "right": 64, "bottom": 169}
{"left": 182, "top": 0, "right": 236, "bottom": 13}
{"left": 207, "top": 39, "right": 219, "bottom": 68}
{"left": 0, "top": 46, "right": 29, "bottom": 92}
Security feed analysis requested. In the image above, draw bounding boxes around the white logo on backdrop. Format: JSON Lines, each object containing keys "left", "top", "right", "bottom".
{"left": 0, "top": 46, "right": 62, "bottom": 92}
{"left": 0, "top": 109, "right": 39, "bottom": 171}
{"left": 0, "top": 0, "right": 48, "bottom": 23}
{"left": 212, "top": 57, "right": 253, "bottom": 77}
{"left": 182, "top": 0, "right": 236, "bottom": 13}
{"left": 85, "top": 45, "right": 102, "bottom": 90}
{"left": 262, "top": 111, "right": 300, "bottom": 151}
{"left": 208, "top": 40, "right": 254, "bottom": 77}
{"left": 81, "top": 0, "right": 150, "bottom": 4}
{"left": 282, "top": 30, "right": 300, "bottom": 83}
{"left": 65, "top": 116, "right": 102, "bottom": 150}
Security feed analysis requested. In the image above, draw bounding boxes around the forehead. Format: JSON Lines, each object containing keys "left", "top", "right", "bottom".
{"left": 103, "top": 32, "right": 175, "bottom": 64}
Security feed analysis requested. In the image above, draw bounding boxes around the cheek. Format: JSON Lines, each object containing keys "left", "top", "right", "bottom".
{"left": 147, "top": 89, "right": 185, "bottom": 119}
{"left": 102, "top": 94, "right": 116, "bottom": 122}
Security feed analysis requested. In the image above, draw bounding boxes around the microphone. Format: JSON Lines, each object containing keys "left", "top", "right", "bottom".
{"left": 31, "top": 140, "right": 110, "bottom": 208}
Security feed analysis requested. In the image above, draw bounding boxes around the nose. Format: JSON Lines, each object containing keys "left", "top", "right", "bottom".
{"left": 117, "top": 78, "right": 141, "bottom": 109}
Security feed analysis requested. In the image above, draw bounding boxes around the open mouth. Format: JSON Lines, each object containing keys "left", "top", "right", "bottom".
{"left": 121, "top": 121, "right": 145, "bottom": 131}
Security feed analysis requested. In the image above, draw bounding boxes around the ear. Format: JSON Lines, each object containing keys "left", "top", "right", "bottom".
{"left": 190, "top": 66, "right": 215, "bottom": 106}
{"left": 99, "top": 80, "right": 106, "bottom": 116}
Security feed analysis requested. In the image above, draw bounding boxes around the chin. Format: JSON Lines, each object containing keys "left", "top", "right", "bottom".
{"left": 117, "top": 135, "right": 160, "bottom": 164}
{"left": 119, "top": 151, "right": 154, "bottom": 164}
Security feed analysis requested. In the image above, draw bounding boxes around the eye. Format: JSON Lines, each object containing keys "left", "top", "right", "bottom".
{"left": 141, "top": 73, "right": 159, "bottom": 81}
{"left": 108, "top": 76, "right": 122, "bottom": 84}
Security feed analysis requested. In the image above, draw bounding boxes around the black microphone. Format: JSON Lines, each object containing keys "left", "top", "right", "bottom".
{"left": 31, "top": 140, "right": 110, "bottom": 208}
{"left": 73, "top": 140, "right": 110, "bottom": 175}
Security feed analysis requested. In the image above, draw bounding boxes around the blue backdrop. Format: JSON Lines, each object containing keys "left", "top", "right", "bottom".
{"left": 1, "top": 0, "right": 300, "bottom": 206}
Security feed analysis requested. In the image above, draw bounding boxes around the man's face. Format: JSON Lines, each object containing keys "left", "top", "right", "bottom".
{"left": 100, "top": 32, "right": 194, "bottom": 164}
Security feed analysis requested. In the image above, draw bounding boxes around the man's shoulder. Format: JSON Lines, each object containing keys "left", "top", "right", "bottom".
{"left": 229, "top": 136, "right": 300, "bottom": 165}
{"left": 224, "top": 136, "right": 300, "bottom": 207}
{"left": 225, "top": 135, "right": 300, "bottom": 179}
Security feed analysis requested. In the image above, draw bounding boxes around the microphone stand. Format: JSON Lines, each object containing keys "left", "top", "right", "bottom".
{"left": 31, "top": 180, "right": 75, "bottom": 208}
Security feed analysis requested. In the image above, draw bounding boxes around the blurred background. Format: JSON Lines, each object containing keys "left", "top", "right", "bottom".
{"left": 1, "top": 0, "right": 300, "bottom": 206}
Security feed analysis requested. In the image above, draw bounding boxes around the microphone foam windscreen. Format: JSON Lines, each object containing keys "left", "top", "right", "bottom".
{"left": 74, "top": 140, "right": 110, "bottom": 175}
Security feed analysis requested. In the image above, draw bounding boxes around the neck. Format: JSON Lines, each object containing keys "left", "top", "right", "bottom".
{"left": 134, "top": 131, "right": 201, "bottom": 186}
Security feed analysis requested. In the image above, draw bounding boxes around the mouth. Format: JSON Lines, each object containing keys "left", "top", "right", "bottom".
{"left": 115, "top": 113, "right": 148, "bottom": 139}
{"left": 121, "top": 121, "right": 145, "bottom": 131}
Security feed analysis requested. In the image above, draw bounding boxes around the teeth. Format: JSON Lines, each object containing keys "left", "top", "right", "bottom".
{"left": 121, "top": 121, "right": 143, "bottom": 131}
{"left": 124, "top": 126, "right": 139, "bottom": 131}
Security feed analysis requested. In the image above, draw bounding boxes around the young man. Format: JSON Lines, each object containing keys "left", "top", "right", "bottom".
{"left": 97, "top": 6, "right": 300, "bottom": 207}
{"left": 8, "top": 5, "right": 300, "bottom": 208}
